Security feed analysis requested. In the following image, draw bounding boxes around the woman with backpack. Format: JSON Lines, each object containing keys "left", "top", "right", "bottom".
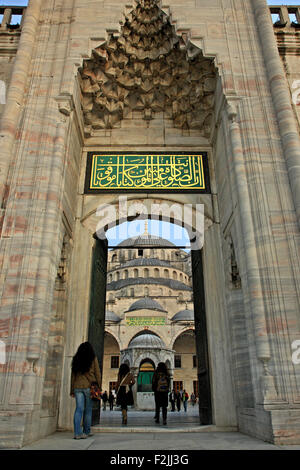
{"left": 152, "top": 362, "right": 170, "bottom": 425}
{"left": 116, "top": 363, "right": 135, "bottom": 425}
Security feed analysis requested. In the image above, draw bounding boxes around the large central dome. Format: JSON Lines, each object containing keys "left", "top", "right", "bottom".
{"left": 117, "top": 233, "right": 176, "bottom": 247}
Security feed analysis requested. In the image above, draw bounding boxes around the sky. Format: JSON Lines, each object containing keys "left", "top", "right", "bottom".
{"left": 0, "top": 0, "right": 28, "bottom": 5}
{"left": 106, "top": 220, "right": 191, "bottom": 249}
{"left": 0, "top": 0, "right": 300, "bottom": 6}
{"left": 267, "top": 1, "right": 300, "bottom": 4}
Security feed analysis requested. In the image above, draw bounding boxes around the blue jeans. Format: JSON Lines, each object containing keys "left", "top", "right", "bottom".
{"left": 74, "top": 388, "right": 93, "bottom": 437}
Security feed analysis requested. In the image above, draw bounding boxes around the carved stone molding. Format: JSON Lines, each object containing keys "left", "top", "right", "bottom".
{"left": 79, "top": 0, "right": 216, "bottom": 136}
{"left": 56, "top": 94, "right": 74, "bottom": 117}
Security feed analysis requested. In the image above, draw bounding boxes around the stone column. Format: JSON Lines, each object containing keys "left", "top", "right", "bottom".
{"left": 252, "top": 0, "right": 300, "bottom": 229}
{"left": 0, "top": 0, "right": 42, "bottom": 208}
{"left": 227, "top": 101, "right": 278, "bottom": 403}
{"left": 1, "top": 8, "right": 12, "bottom": 29}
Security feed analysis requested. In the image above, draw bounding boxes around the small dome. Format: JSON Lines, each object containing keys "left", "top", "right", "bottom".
{"left": 127, "top": 297, "right": 166, "bottom": 313}
{"left": 105, "top": 311, "right": 121, "bottom": 323}
{"left": 128, "top": 333, "right": 165, "bottom": 349}
{"left": 171, "top": 309, "right": 194, "bottom": 322}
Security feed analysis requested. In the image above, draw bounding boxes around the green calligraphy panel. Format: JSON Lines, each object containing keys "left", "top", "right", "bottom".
{"left": 85, "top": 152, "right": 210, "bottom": 193}
{"left": 126, "top": 316, "right": 166, "bottom": 326}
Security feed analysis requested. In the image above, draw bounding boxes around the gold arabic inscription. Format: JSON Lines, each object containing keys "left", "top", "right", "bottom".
{"left": 89, "top": 154, "right": 206, "bottom": 191}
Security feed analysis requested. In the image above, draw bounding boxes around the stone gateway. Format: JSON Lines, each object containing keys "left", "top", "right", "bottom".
{"left": 0, "top": 0, "right": 300, "bottom": 448}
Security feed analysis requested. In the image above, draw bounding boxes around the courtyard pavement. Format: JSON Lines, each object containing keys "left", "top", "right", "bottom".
{"left": 19, "top": 407, "right": 300, "bottom": 451}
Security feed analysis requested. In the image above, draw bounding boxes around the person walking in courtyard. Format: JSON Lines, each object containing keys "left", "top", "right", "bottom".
{"left": 169, "top": 389, "right": 176, "bottom": 412}
{"left": 175, "top": 391, "right": 181, "bottom": 411}
{"left": 109, "top": 390, "right": 114, "bottom": 410}
{"left": 102, "top": 390, "right": 108, "bottom": 410}
{"left": 116, "top": 363, "right": 135, "bottom": 425}
{"left": 182, "top": 389, "right": 189, "bottom": 412}
{"left": 70, "top": 342, "right": 101, "bottom": 440}
{"left": 152, "top": 362, "right": 170, "bottom": 425}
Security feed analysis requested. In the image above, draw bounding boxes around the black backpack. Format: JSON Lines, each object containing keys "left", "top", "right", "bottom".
{"left": 156, "top": 373, "right": 169, "bottom": 392}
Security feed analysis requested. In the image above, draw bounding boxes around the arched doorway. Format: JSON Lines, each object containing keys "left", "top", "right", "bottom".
{"left": 102, "top": 332, "right": 121, "bottom": 394}
{"left": 86, "top": 215, "right": 212, "bottom": 425}
{"left": 137, "top": 359, "right": 155, "bottom": 393}
{"left": 172, "top": 329, "right": 197, "bottom": 398}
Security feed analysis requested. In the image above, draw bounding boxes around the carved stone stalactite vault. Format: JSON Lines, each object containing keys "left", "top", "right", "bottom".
{"left": 79, "top": 0, "right": 217, "bottom": 136}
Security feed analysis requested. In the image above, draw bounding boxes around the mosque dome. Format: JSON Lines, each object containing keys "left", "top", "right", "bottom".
{"left": 121, "top": 257, "right": 172, "bottom": 268}
{"left": 171, "top": 309, "right": 194, "bottom": 322}
{"left": 127, "top": 297, "right": 167, "bottom": 312}
{"left": 105, "top": 311, "right": 121, "bottom": 323}
{"left": 128, "top": 333, "right": 165, "bottom": 349}
{"left": 117, "top": 233, "right": 176, "bottom": 248}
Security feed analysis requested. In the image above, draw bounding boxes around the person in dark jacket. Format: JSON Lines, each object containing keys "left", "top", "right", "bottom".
{"left": 70, "top": 342, "right": 101, "bottom": 439}
{"left": 102, "top": 390, "right": 108, "bottom": 410}
{"left": 175, "top": 391, "right": 181, "bottom": 412}
{"left": 169, "top": 389, "right": 176, "bottom": 412}
{"left": 116, "top": 363, "right": 135, "bottom": 425}
{"left": 108, "top": 391, "right": 115, "bottom": 410}
{"left": 152, "top": 362, "right": 170, "bottom": 425}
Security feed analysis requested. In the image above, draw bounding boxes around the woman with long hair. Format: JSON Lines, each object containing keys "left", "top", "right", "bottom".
{"left": 152, "top": 362, "right": 170, "bottom": 425}
{"left": 116, "top": 363, "right": 135, "bottom": 425}
{"left": 70, "top": 342, "right": 101, "bottom": 439}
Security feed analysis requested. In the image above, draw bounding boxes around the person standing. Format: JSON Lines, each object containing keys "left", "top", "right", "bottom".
{"left": 108, "top": 390, "right": 115, "bottom": 410}
{"left": 70, "top": 342, "right": 101, "bottom": 440}
{"left": 102, "top": 390, "right": 108, "bottom": 411}
{"left": 152, "top": 362, "right": 170, "bottom": 425}
{"left": 176, "top": 391, "right": 181, "bottom": 412}
{"left": 116, "top": 363, "right": 135, "bottom": 425}
{"left": 182, "top": 389, "right": 189, "bottom": 412}
{"left": 169, "top": 389, "right": 176, "bottom": 412}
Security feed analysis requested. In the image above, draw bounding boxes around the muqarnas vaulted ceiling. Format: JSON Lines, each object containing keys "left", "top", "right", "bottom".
{"left": 79, "top": 0, "right": 217, "bottom": 137}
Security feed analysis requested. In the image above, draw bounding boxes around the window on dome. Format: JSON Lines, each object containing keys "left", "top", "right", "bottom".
{"left": 138, "top": 249, "right": 143, "bottom": 257}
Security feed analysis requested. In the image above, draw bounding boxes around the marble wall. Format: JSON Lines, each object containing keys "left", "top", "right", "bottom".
{"left": 0, "top": 0, "right": 300, "bottom": 447}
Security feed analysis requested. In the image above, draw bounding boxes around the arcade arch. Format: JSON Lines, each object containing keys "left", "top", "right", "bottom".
{"left": 71, "top": 195, "right": 235, "bottom": 428}
{"left": 58, "top": 0, "right": 239, "bottom": 430}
